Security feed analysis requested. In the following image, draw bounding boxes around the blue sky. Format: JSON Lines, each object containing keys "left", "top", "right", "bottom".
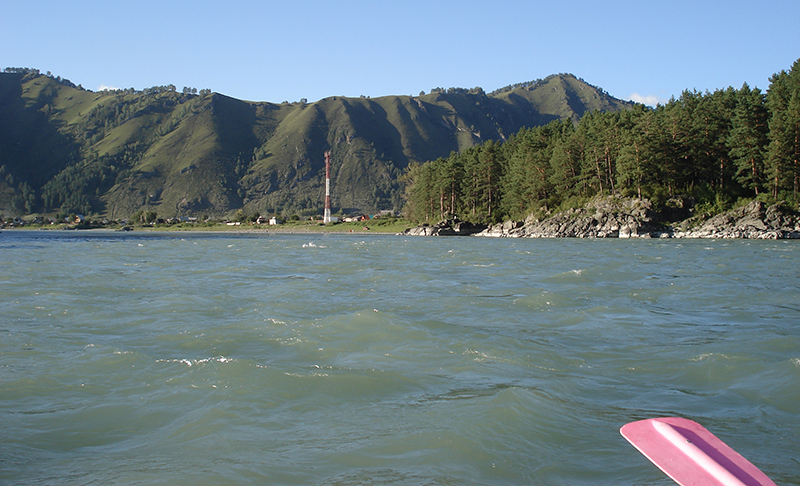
{"left": 2, "top": 0, "right": 798, "bottom": 106}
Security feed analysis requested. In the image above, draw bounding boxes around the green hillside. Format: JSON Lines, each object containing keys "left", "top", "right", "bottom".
{"left": 0, "top": 68, "right": 633, "bottom": 219}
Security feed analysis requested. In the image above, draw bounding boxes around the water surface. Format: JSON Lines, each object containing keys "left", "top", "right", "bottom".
{"left": 1, "top": 231, "right": 798, "bottom": 485}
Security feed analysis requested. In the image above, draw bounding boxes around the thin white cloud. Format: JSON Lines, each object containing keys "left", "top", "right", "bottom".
{"left": 97, "top": 84, "right": 120, "bottom": 92}
{"left": 627, "top": 92, "right": 667, "bottom": 107}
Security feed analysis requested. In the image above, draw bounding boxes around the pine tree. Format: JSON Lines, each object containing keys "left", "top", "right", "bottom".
{"left": 616, "top": 106, "right": 663, "bottom": 199}
{"left": 692, "top": 88, "right": 736, "bottom": 190}
{"left": 500, "top": 125, "right": 555, "bottom": 218}
{"left": 548, "top": 121, "right": 583, "bottom": 201}
{"left": 581, "top": 111, "right": 623, "bottom": 196}
{"left": 403, "top": 162, "right": 437, "bottom": 221}
{"left": 766, "top": 59, "right": 800, "bottom": 199}
{"left": 727, "top": 84, "right": 769, "bottom": 195}
{"left": 433, "top": 154, "right": 464, "bottom": 219}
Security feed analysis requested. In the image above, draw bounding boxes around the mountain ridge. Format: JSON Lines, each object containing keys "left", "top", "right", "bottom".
{"left": 0, "top": 68, "right": 635, "bottom": 219}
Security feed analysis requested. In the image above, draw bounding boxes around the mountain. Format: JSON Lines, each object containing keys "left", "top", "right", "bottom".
{"left": 0, "top": 68, "right": 635, "bottom": 219}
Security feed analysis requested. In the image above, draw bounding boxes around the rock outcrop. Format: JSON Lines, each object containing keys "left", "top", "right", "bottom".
{"left": 398, "top": 218, "right": 487, "bottom": 236}
{"left": 478, "top": 197, "right": 663, "bottom": 238}
{"left": 673, "top": 200, "right": 800, "bottom": 239}
{"left": 400, "top": 197, "right": 800, "bottom": 239}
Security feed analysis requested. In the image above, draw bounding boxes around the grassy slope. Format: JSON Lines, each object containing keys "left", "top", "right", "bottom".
{"left": 1, "top": 72, "right": 633, "bottom": 220}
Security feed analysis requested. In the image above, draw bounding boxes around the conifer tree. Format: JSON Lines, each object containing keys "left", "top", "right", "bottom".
{"left": 547, "top": 121, "right": 582, "bottom": 198}
{"left": 616, "top": 106, "right": 659, "bottom": 199}
{"left": 500, "top": 125, "right": 555, "bottom": 218}
{"left": 766, "top": 59, "right": 800, "bottom": 199}
{"left": 728, "top": 84, "right": 769, "bottom": 195}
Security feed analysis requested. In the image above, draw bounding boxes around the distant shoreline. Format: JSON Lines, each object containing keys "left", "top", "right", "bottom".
{"left": 1, "top": 223, "right": 409, "bottom": 236}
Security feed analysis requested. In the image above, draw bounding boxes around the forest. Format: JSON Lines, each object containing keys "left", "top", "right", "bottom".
{"left": 403, "top": 59, "right": 800, "bottom": 224}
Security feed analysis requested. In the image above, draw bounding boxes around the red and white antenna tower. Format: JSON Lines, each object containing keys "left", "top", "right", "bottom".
{"left": 323, "top": 151, "right": 332, "bottom": 223}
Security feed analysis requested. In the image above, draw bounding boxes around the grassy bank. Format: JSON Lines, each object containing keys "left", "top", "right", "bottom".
{"left": 3, "top": 218, "right": 415, "bottom": 234}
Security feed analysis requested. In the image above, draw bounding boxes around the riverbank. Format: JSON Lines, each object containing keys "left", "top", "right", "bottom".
{"left": 400, "top": 197, "right": 800, "bottom": 239}
{"left": 1, "top": 219, "right": 414, "bottom": 235}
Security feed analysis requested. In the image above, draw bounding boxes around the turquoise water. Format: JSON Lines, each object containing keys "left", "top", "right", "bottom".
{"left": 1, "top": 230, "right": 798, "bottom": 485}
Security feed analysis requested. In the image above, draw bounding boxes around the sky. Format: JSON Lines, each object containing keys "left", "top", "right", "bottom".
{"left": 2, "top": 0, "right": 799, "bottom": 106}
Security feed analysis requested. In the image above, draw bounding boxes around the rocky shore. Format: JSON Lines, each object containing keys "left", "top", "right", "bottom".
{"left": 399, "top": 219, "right": 488, "bottom": 237}
{"left": 398, "top": 197, "right": 800, "bottom": 239}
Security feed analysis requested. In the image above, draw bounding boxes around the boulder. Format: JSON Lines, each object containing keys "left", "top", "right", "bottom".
{"left": 507, "top": 196, "right": 662, "bottom": 238}
{"left": 675, "top": 201, "right": 800, "bottom": 239}
{"left": 476, "top": 220, "right": 524, "bottom": 237}
{"left": 399, "top": 218, "right": 487, "bottom": 236}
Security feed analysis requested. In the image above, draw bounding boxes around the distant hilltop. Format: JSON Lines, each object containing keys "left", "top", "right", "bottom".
{"left": 0, "top": 68, "right": 633, "bottom": 220}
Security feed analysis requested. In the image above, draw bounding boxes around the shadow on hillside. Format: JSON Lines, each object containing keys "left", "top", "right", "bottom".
{"left": 0, "top": 74, "right": 82, "bottom": 188}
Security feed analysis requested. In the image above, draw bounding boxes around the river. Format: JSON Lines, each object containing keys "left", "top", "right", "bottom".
{"left": 1, "top": 230, "right": 798, "bottom": 485}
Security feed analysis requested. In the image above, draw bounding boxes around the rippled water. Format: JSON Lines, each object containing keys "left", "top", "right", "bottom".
{"left": 1, "top": 230, "right": 798, "bottom": 485}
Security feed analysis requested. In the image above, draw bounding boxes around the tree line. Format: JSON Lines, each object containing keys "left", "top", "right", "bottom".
{"left": 404, "top": 59, "right": 800, "bottom": 223}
